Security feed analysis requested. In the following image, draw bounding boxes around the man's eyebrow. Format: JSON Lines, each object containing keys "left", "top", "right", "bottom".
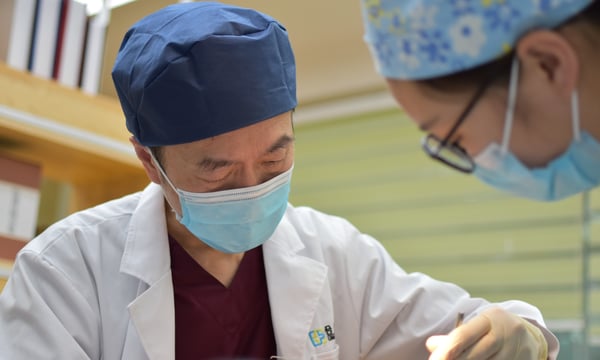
{"left": 419, "top": 115, "right": 440, "bottom": 132}
{"left": 198, "top": 157, "right": 233, "bottom": 171}
{"left": 266, "top": 134, "right": 295, "bottom": 153}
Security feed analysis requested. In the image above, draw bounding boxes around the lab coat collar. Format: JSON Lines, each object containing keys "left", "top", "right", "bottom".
{"left": 120, "top": 183, "right": 170, "bottom": 286}
{"left": 127, "top": 270, "right": 175, "bottom": 360}
{"left": 121, "top": 183, "right": 175, "bottom": 360}
{"left": 264, "top": 210, "right": 329, "bottom": 358}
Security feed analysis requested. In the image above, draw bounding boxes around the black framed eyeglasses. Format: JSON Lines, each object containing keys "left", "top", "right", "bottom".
{"left": 421, "top": 74, "right": 496, "bottom": 174}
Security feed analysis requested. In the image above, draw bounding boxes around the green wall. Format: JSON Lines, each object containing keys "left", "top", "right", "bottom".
{"left": 290, "top": 108, "right": 600, "bottom": 348}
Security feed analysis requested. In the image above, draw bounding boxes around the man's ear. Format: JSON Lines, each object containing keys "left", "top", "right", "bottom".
{"left": 516, "top": 29, "right": 580, "bottom": 97}
{"left": 130, "top": 137, "right": 162, "bottom": 184}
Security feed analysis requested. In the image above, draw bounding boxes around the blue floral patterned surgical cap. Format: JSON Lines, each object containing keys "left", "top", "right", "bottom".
{"left": 361, "top": 0, "right": 594, "bottom": 80}
{"left": 112, "top": 2, "right": 296, "bottom": 146}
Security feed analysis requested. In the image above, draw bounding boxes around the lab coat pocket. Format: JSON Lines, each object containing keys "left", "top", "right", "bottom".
{"left": 312, "top": 344, "right": 339, "bottom": 360}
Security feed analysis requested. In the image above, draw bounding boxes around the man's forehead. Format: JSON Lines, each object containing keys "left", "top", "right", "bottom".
{"left": 164, "top": 116, "right": 294, "bottom": 155}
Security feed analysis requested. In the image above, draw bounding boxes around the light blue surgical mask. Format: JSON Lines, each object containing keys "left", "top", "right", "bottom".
{"left": 473, "top": 57, "right": 600, "bottom": 201}
{"left": 149, "top": 150, "right": 292, "bottom": 253}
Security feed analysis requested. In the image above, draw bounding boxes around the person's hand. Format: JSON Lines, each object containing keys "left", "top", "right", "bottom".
{"left": 426, "top": 307, "right": 548, "bottom": 359}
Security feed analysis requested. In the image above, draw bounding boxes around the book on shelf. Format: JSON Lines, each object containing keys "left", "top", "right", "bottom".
{"left": 81, "top": 8, "right": 110, "bottom": 95}
{"left": 0, "top": 0, "right": 17, "bottom": 64}
{"left": 56, "top": 0, "right": 88, "bottom": 88}
{"left": 0, "top": 155, "right": 42, "bottom": 261}
{"left": 29, "top": 0, "right": 63, "bottom": 79}
{"left": 1, "top": 0, "right": 37, "bottom": 71}
{"left": 52, "top": 0, "right": 69, "bottom": 80}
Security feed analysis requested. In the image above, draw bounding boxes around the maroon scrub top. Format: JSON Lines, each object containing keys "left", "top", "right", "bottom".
{"left": 169, "top": 235, "right": 277, "bottom": 359}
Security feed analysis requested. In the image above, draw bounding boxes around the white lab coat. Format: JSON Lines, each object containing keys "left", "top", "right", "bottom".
{"left": 0, "top": 183, "right": 558, "bottom": 360}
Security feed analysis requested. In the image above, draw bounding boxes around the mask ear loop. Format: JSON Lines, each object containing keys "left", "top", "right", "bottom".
{"left": 146, "top": 147, "right": 178, "bottom": 191}
{"left": 501, "top": 56, "right": 520, "bottom": 154}
{"left": 145, "top": 147, "right": 183, "bottom": 219}
{"left": 571, "top": 90, "right": 581, "bottom": 142}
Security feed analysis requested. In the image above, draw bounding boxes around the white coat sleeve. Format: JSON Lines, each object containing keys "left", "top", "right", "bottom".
{"left": 336, "top": 221, "right": 558, "bottom": 359}
{"left": 0, "top": 250, "right": 100, "bottom": 360}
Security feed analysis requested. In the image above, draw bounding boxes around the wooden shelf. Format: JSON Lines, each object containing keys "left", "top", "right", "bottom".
{"left": 0, "top": 62, "right": 148, "bottom": 211}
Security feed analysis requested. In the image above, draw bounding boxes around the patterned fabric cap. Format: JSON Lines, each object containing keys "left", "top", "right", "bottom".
{"left": 361, "top": 0, "right": 593, "bottom": 80}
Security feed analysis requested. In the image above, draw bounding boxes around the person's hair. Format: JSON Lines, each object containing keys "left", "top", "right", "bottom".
{"left": 150, "top": 146, "right": 164, "bottom": 166}
{"left": 418, "top": 0, "right": 600, "bottom": 92}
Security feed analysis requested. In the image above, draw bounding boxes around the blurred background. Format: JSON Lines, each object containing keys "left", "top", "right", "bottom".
{"left": 0, "top": 0, "right": 598, "bottom": 358}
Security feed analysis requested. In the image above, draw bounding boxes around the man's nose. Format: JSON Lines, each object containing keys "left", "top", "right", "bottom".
{"left": 234, "top": 167, "right": 263, "bottom": 188}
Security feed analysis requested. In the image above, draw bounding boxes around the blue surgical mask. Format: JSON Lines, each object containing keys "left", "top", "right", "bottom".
{"left": 473, "top": 57, "right": 600, "bottom": 201}
{"left": 150, "top": 150, "right": 292, "bottom": 253}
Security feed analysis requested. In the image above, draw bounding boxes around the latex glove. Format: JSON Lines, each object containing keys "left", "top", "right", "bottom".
{"left": 426, "top": 307, "right": 548, "bottom": 360}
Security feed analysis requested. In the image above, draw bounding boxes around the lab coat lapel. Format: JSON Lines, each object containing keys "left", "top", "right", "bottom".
{"left": 128, "top": 272, "right": 175, "bottom": 360}
{"left": 263, "top": 215, "right": 328, "bottom": 358}
{"left": 121, "top": 184, "right": 175, "bottom": 360}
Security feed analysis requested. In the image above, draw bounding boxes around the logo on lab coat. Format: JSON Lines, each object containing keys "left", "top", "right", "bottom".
{"left": 308, "top": 325, "right": 335, "bottom": 347}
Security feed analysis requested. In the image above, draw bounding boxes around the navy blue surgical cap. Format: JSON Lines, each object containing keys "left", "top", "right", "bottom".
{"left": 112, "top": 2, "right": 297, "bottom": 146}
